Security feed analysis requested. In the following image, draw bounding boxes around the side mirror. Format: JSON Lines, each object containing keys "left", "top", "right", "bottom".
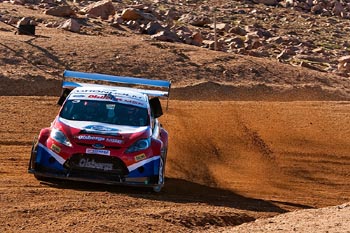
{"left": 57, "top": 88, "right": 71, "bottom": 106}
{"left": 149, "top": 97, "right": 163, "bottom": 118}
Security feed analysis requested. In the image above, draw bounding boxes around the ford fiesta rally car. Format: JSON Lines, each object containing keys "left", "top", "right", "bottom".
{"left": 28, "top": 70, "right": 171, "bottom": 192}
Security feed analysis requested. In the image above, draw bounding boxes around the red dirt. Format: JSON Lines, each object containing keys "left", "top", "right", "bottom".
{"left": 0, "top": 2, "right": 349, "bottom": 232}
{"left": 0, "top": 97, "right": 349, "bottom": 232}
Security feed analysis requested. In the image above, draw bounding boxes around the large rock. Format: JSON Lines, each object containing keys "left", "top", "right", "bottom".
{"left": 228, "top": 26, "right": 247, "bottom": 36}
{"left": 16, "top": 17, "right": 37, "bottom": 35}
{"left": 311, "top": 4, "right": 324, "bottom": 14}
{"left": 16, "top": 17, "right": 36, "bottom": 26}
{"left": 45, "top": 6, "right": 75, "bottom": 17}
{"left": 191, "top": 31, "right": 203, "bottom": 46}
{"left": 337, "top": 55, "right": 350, "bottom": 73}
{"left": 253, "top": 0, "right": 278, "bottom": 6}
{"left": 59, "top": 19, "right": 81, "bottom": 33}
{"left": 121, "top": 8, "right": 143, "bottom": 21}
{"left": 82, "top": 0, "right": 115, "bottom": 20}
{"left": 141, "top": 21, "right": 163, "bottom": 35}
{"left": 178, "top": 14, "right": 211, "bottom": 27}
{"left": 10, "top": 0, "right": 25, "bottom": 5}
{"left": 332, "top": 1, "right": 345, "bottom": 16}
{"left": 202, "top": 40, "right": 224, "bottom": 51}
{"left": 151, "top": 29, "right": 180, "bottom": 42}
{"left": 210, "top": 23, "right": 230, "bottom": 32}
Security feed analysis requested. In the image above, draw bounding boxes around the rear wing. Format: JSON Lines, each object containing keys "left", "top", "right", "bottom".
{"left": 58, "top": 70, "right": 171, "bottom": 108}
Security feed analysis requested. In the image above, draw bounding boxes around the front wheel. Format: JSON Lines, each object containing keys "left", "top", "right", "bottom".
{"left": 153, "top": 156, "right": 165, "bottom": 193}
{"left": 28, "top": 137, "right": 38, "bottom": 171}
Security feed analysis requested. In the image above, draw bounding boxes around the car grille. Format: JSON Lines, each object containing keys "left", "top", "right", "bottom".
{"left": 75, "top": 143, "right": 121, "bottom": 150}
{"left": 64, "top": 154, "right": 129, "bottom": 177}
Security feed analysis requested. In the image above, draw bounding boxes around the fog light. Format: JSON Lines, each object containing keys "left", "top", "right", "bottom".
{"left": 48, "top": 157, "right": 56, "bottom": 164}
{"left": 137, "top": 166, "right": 144, "bottom": 173}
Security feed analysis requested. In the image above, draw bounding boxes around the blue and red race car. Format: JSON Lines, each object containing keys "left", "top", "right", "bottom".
{"left": 28, "top": 70, "right": 171, "bottom": 192}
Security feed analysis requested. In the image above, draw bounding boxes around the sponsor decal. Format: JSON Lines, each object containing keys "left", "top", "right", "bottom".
{"left": 106, "top": 138, "right": 123, "bottom": 143}
{"left": 88, "top": 94, "right": 115, "bottom": 100}
{"left": 92, "top": 143, "right": 105, "bottom": 149}
{"left": 87, "top": 94, "right": 145, "bottom": 107}
{"left": 134, "top": 153, "right": 146, "bottom": 162}
{"left": 86, "top": 148, "right": 110, "bottom": 156}
{"left": 51, "top": 144, "right": 61, "bottom": 153}
{"left": 79, "top": 158, "right": 113, "bottom": 171}
{"left": 72, "top": 95, "right": 85, "bottom": 98}
{"left": 76, "top": 135, "right": 123, "bottom": 144}
{"left": 78, "top": 135, "right": 105, "bottom": 141}
{"left": 122, "top": 99, "right": 143, "bottom": 106}
{"left": 85, "top": 125, "right": 119, "bottom": 132}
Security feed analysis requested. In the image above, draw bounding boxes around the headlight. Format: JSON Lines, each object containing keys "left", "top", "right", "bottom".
{"left": 50, "top": 128, "right": 72, "bottom": 147}
{"left": 125, "top": 138, "right": 151, "bottom": 153}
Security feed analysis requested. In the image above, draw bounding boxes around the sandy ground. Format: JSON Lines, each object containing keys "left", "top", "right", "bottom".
{"left": 0, "top": 2, "right": 350, "bottom": 231}
{"left": 0, "top": 97, "right": 349, "bottom": 232}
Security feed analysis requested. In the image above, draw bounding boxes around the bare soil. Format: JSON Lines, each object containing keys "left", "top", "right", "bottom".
{"left": 0, "top": 97, "right": 349, "bottom": 232}
{"left": 0, "top": 2, "right": 350, "bottom": 232}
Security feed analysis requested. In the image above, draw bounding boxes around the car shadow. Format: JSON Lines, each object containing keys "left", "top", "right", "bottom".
{"left": 40, "top": 177, "right": 311, "bottom": 214}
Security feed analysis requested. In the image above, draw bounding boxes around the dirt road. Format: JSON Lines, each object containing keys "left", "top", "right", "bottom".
{"left": 0, "top": 97, "right": 349, "bottom": 232}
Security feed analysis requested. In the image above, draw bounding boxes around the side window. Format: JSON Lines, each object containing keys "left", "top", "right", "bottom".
{"left": 60, "top": 100, "right": 74, "bottom": 119}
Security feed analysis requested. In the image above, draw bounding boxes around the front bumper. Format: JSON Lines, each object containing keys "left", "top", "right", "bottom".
{"left": 28, "top": 142, "right": 163, "bottom": 188}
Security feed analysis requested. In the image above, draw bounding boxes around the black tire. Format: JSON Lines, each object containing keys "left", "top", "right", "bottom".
{"left": 152, "top": 156, "right": 165, "bottom": 193}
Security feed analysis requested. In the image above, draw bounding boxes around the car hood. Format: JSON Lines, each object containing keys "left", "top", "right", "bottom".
{"left": 55, "top": 117, "right": 151, "bottom": 147}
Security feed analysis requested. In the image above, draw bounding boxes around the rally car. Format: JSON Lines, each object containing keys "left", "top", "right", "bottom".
{"left": 28, "top": 70, "right": 171, "bottom": 192}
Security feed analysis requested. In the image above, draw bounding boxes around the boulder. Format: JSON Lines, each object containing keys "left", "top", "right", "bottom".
{"left": 332, "top": 1, "right": 345, "bottom": 16}
{"left": 60, "top": 19, "right": 81, "bottom": 33}
{"left": 228, "top": 26, "right": 247, "bottom": 36}
{"left": 253, "top": 0, "right": 278, "bottom": 6}
{"left": 10, "top": 0, "right": 25, "bottom": 5}
{"left": 338, "top": 55, "right": 350, "bottom": 73}
{"left": 82, "top": 0, "right": 115, "bottom": 20}
{"left": 121, "top": 8, "right": 142, "bottom": 21}
{"left": 16, "top": 17, "right": 37, "bottom": 35}
{"left": 276, "top": 49, "right": 292, "bottom": 60}
{"left": 16, "top": 17, "right": 36, "bottom": 26}
{"left": 226, "top": 36, "right": 245, "bottom": 48}
{"left": 191, "top": 31, "right": 203, "bottom": 46}
{"left": 210, "top": 23, "right": 230, "bottom": 32}
{"left": 45, "top": 6, "right": 75, "bottom": 17}
{"left": 151, "top": 30, "right": 180, "bottom": 42}
{"left": 141, "top": 21, "right": 163, "bottom": 35}
{"left": 311, "top": 4, "right": 324, "bottom": 14}
{"left": 164, "top": 9, "right": 179, "bottom": 20}
{"left": 202, "top": 40, "right": 224, "bottom": 51}
{"left": 178, "top": 14, "right": 211, "bottom": 27}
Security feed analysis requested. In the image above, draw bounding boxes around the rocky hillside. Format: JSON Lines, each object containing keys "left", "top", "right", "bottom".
{"left": 2, "top": 0, "right": 350, "bottom": 75}
{"left": 0, "top": 0, "right": 350, "bottom": 100}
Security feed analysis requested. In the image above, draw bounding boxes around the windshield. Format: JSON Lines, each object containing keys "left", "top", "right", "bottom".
{"left": 60, "top": 100, "right": 149, "bottom": 127}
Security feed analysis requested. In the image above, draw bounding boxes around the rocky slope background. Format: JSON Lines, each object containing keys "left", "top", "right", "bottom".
{"left": 0, "top": 0, "right": 350, "bottom": 99}
{"left": 3, "top": 0, "right": 350, "bottom": 75}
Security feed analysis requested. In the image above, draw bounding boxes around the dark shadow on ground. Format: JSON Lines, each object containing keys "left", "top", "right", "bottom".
{"left": 24, "top": 37, "right": 69, "bottom": 71}
{"left": 40, "top": 177, "right": 304, "bottom": 214}
{"left": 0, "top": 74, "right": 61, "bottom": 96}
{"left": 171, "top": 82, "right": 349, "bottom": 101}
